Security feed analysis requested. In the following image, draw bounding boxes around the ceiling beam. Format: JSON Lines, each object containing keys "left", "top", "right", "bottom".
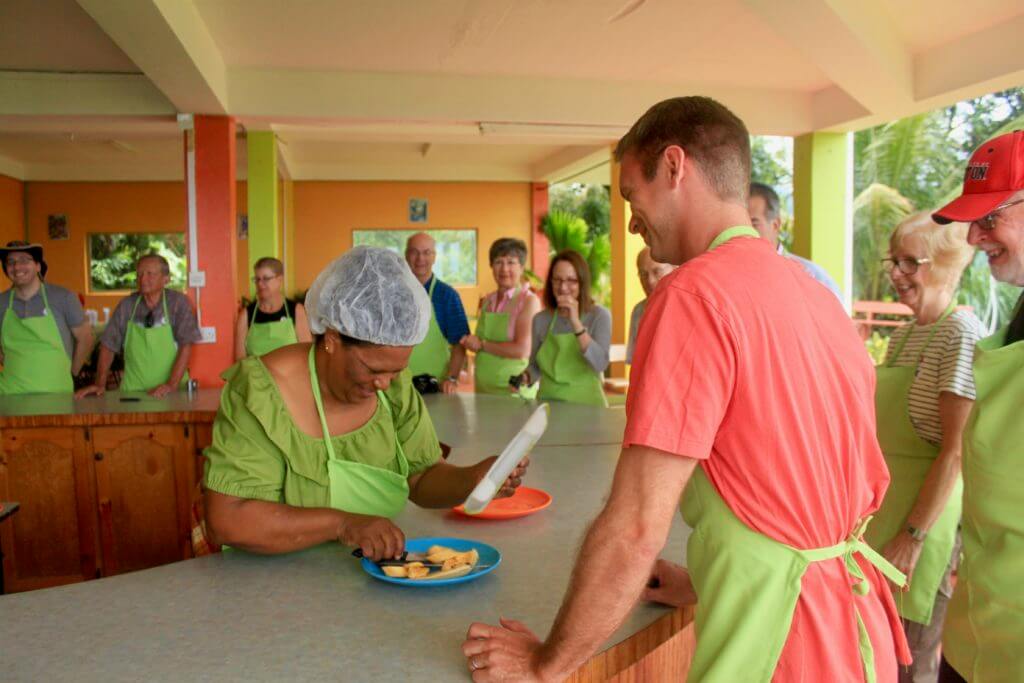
{"left": 0, "top": 72, "right": 175, "bottom": 116}
{"left": 230, "top": 69, "right": 815, "bottom": 136}
{"left": 0, "top": 153, "right": 26, "bottom": 181}
{"left": 530, "top": 146, "right": 610, "bottom": 183}
{"left": 914, "top": 14, "right": 1024, "bottom": 104}
{"left": 75, "top": 0, "right": 228, "bottom": 114}
{"left": 742, "top": 0, "right": 912, "bottom": 121}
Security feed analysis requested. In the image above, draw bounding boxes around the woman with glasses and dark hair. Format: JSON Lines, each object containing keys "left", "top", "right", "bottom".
{"left": 518, "top": 250, "right": 611, "bottom": 406}
{"left": 460, "top": 238, "right": 541, "bottom": 397}
{"left": 235, "top": 257, "right": 312, "bottom": 360}
{"left": 864, "top": 211, "right": 981, "bottom": 683}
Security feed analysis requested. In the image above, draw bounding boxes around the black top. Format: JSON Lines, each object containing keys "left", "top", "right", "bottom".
{"left": 247, "top": 299, "right": 298, "bottom": 325}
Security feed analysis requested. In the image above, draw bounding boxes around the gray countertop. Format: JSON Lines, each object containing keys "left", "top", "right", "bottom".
{"left": 0, "top": 388, "right": 222, "bottom": 421}
{"left": 0, "top": 436, "right": 690, "bottom": 682}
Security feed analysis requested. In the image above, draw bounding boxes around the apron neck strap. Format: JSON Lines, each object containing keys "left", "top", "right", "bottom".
{"left": 250, "top": 297, "right": 291, "bottom": 326}
{"left": 308, "top": 344, "right": 339, "bottom": 461}
{"left": 427, "top": 276, "right": 436, "bottom": 298}
{"left": 887, "top": 302, "right": 956, "bottom": 367}
{"left": 545, "top": 309, "right": 559, "bottom": 336}
{"left": 707, "top": 225, "right": 760, "bottom": 251}
{"left": 130, "top": 290, "right": 167, "bottom": 321}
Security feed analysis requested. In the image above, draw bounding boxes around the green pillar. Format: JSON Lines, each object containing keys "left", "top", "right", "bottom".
{"left": 246, "top": 131, "right": 279, "bottom": 296}
{"left": 792, "top": 131, "right": 851, "bottom": 302}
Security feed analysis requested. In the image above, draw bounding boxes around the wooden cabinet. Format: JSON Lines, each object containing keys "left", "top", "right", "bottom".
{"left": 0, "top": 428, "right": 98, "bottom": 592}
{"left": 92, "top": 425, "right": 195, "bottom": 576}
{"left": 0, "top": 422, "right": 203, "bottom": 591}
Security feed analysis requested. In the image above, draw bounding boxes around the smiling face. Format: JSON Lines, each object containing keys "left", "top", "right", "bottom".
{"left": 551, "top": 259, "right": 580, "bottom": 303}
{"left": 967, "top": 196, "right": 1024, "bottom": 286}
{"left": 620, "top": 152, "right": 684, "bottom": 265}
{"left": 888, "top": 232, "right": 938, "bottom": 314}
{"left": 4, "top": 252, "right": 41, "bottom": 287}
{"left": 491, "top": 254, "right": 523, "bottom": 291}
{"left": 323, "top": 330, "right": 413, "bottom": 403}
{"left": 405, "top": 233, "right": 436, "bottom": 283}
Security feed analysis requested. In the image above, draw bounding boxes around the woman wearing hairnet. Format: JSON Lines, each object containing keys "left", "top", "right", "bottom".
{"left": 202, "top": 247, "right": 528, "bottom": 560}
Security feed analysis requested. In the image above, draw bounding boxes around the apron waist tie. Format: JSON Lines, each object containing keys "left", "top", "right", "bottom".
{"left": 798, "top": 516, "right": 907, "bottom": 595}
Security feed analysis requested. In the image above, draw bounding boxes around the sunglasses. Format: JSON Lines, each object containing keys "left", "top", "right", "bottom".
{"left": 975, "top": 197, "right": 1024, "bottom": 231}
{"left": 144, "top": 309, "right": 156, "bottom": 328}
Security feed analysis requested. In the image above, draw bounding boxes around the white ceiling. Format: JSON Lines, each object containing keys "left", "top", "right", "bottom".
{"left": 1, "top": 0, "right": 1022, "bottom": 181}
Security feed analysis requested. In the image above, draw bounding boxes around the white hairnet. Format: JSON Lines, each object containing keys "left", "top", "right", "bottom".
{"left": 304, "top": 246, "right": 431, "bottom": 346}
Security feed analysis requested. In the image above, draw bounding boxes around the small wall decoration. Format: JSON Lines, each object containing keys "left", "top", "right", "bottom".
{"left": 409, "top": 198, "right": 428, "bottom": 223}
{"left": 237, "top": 214, "right": 248, "bottom": 240}
{"left": 48, "top": 214, "right": 69, "bottom": 240}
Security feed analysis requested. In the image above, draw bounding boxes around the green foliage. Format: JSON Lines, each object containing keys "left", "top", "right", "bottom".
{"left": 853, "top": 88, "right": 1024, "bottom": 329}
{"left": 544, "top": 184, "right": 612, "bottom": 306}
{"left": 88, "top": 233, "right": 187, "bottom": 292}
{"left": 864, "top": 331, "right": 891, "bottom": 366}
{"left": 351, "top": 229, "right": 477, "bottom": 285}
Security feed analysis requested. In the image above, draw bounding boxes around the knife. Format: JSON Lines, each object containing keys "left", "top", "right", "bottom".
{"left": 351, "top": 548, "right": 492, "bottom": 569}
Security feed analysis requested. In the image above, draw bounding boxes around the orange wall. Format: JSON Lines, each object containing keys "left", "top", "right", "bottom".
{"left": 0, "top": 174, "right": 25, "bottom": 249}
{"left": 23, "top": 179, "right": 533, "bottom": 320}
{"left": 293, "top": 181, "right": 533, "bottom": 315}
{"left": 25, "top": 181, "right": 251, "bottom": 314}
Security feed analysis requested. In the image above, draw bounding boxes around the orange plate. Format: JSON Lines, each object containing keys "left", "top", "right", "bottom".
{"left": 453, "top": 486, "right": 552, "bottom": 520}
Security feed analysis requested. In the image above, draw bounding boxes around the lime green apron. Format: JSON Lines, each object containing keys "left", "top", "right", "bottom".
{"left": 535, "top": 313, "right": 608, "bottom": 407}
{"left": 121, "top": 292, "right": 189, "bottom": 392}
{"left": 680, "top": 226, "right": 906, "bottom": 682}
{"left": 942, "top": 326, "right": 1024, "bottom": 683}
{"left": 245, "top": 300, "right": 298, "bottom": 357}
{"left": 307, "top": 346, "right": 410, "bottom": 518}
{"left": 474, "top": 287, "right": 537, "bottom": 399}
{"left": 408, "top": 278, "right": 451, "bottom": 379}
{"left": 865, "top": 306, "right": 962, "bottom": 626}
{"left": 0, "top": 286, "right": 73, "bottom": 394}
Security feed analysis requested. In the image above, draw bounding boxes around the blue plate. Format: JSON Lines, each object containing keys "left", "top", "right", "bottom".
{"left": 361, "top": 536, "right": 501, "bottom": 587}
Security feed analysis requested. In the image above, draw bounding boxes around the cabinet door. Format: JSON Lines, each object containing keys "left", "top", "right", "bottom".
{"left": 0, "top": 427, "right": 98, "bottom": 592}
{"left": 92, "top": 425, "right": 194, "bottom": 576}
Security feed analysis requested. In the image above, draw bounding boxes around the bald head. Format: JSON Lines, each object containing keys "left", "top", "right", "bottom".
{"left": 636, "top": 247, "right": 676, "bottom": 297}
{"left": 405, "top": 232, "right": 436, "bottom": 284}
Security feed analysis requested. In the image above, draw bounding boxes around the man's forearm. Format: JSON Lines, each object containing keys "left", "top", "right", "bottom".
{"left": 95, "top": 345, "right": 115, "bottom": 387}
{"left": 167, "top": 345, "right": 191, "bottom": 387}
{"left": 447, "top": 344, "right": 467, "bottom": 379}
{"left": 71, "top": 328, "right": 95, "bottom": 375}
{"left": 536, "top": 500, "right": 666, "bottom": 677}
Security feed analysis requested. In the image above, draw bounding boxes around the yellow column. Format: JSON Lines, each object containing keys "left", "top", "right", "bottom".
{"left": 609, "top": 153, "right": 646, "bottom": 378}
{"left": 246, "top": 131, "right": 280, "bottom": 297}
{"left": 792, "top": 131, "right": 851, "bottom": 303}
{"left": 282, "top": 176, "right": 296, "bottom": 295}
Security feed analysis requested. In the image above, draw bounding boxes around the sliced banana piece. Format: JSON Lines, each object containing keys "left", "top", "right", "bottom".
{"left": 412, "top": 563, "right": 474, "bottom": 581}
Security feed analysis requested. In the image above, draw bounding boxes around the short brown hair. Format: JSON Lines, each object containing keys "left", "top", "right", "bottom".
{"left": 254, "top": 256, "right": 284, "bottom": 276}
{"left": 489, "top": 237, "right": 528, "bottom": 265}
{"left": 614, "top": 96, "right": 751, "bottom": 203}
{"left": 544, "top": 250, "right": 593, "bottom": 313}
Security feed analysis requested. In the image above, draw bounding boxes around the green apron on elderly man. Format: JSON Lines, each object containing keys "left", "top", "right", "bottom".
{"left": 0, "top": 241, "right": 94, "bottom": 395}
{"left": 76, "top": 252, "right": 201, "bottom": 399}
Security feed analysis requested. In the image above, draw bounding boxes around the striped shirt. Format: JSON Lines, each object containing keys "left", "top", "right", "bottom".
{"left": 882, "top": 309, "right": 984, "bottom": 445}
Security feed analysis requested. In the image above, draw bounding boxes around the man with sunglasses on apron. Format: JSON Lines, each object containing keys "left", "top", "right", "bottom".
{"left": 932, "top": 131, "right": 1024, "bottom": 683}
{"left": 77, "top": 253, "right": 201, "bottom": 398}
{"left": 461, "top": 97, "right": 909, "bottom": 682}
{"left": 0, "top": 241, "right": 94, "bottom": 394}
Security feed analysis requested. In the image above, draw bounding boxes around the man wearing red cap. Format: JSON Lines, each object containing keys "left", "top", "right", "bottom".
{"left": 932, "top": 130, "right": 1024, "bottom": 683}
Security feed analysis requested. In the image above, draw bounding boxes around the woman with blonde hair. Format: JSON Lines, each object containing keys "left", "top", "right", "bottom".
{"left": 235, "top": 257, "right": 312, "bottom": 360}
{"left": 865, "top": 212, "right": 982, "bottom": 683}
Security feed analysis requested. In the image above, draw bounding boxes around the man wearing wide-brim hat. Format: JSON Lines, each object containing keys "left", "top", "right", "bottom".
{"left": 0, "top": 240, "right": 94, "bottom": 394}
{"left": 931, "top": 130, "right": 1024, "bottom": 683}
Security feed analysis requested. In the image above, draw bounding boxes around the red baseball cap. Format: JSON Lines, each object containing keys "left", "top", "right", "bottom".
{"left": 933, "top": 130, "right": 1024, "bottom": 224}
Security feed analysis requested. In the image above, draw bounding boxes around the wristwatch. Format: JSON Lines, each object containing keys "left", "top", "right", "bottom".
{"left": 446, "top": 376, "right": 458, "bottom": 383}
{"left": 906, "top": 524, "right": 927, "bottom": 542}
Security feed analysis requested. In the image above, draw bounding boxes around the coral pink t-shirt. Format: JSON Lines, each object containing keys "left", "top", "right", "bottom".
{"left": 624, "top": 234, "right": 909, "bottom": 682}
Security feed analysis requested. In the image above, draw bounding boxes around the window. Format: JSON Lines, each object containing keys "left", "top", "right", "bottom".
{"left": 88, "top": 233, "right": 187, "bottom": 292}
{"left": 352, "top": 229, "right": 477, "bottom": 286}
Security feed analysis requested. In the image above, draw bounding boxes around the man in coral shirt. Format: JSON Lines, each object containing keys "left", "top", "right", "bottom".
{"left": 461, "top": 96, "right": 909, "bottom": 682}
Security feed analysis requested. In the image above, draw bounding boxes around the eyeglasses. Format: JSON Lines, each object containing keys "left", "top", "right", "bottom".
{"left": 975, "top": 197, "right": 1024, "bottom": 231}
{"left": 144, "top": 309, "right": 156, "bottom": 328}
{"left": 551, "top": 277, "right": 579, "bottom": 287}
{"left": 881, "top": 256, "right": 932, "bottom": 275}
{"left": 252, "top": 275, "right": 279, "bottom": 284}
